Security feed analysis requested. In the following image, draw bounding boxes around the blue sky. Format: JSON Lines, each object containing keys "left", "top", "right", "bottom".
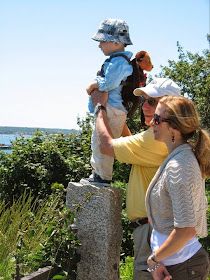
{"left": 0, "top": 0, "right": 209, "bottom": 129}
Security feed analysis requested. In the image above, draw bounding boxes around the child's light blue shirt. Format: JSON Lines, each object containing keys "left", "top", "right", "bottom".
{"left": 88, "top": 51, "right": 133, "bottom": 113}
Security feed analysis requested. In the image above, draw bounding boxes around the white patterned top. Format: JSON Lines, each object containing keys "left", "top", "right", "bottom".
{"left": 145, "top": 144, "right": 208, "bottom": 238}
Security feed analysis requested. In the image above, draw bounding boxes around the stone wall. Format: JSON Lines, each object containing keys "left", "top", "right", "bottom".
{"left": 21, "top": 266, "right": 57, "bottom": 280}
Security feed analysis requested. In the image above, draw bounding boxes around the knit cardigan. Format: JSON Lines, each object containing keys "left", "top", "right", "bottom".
{"left": 145, "top": 144, "right": 208, "bottom": 238}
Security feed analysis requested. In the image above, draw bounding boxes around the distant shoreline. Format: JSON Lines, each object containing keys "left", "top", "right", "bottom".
{"left": 0, "top": 126, "right": 78, "bottom": 135}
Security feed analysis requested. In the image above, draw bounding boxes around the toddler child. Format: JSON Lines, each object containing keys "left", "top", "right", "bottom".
{"left": 80, "top": 18, "right": 133, "bottom": 187}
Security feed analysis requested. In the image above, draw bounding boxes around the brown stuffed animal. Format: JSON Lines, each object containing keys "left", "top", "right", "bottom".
{"left": 120, "top": 50, "right": 153, "bottom": 118}
{"left": 135, "top": 51, "right": 153, "bottom": 87}
{"left": 136, "top": 50, "right": 153, "bottom": 71}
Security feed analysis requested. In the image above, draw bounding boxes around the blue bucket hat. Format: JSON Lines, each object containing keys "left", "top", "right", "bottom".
{"left": 92, "top": 18, "right": 133, "bottom": 46}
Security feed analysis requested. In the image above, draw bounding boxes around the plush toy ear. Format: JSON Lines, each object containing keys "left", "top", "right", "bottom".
{"left": 135, "top": 51, "right": 147, "bottom": 61}
{"left": 135, "top": 51, "right": 153, "bottom": 72}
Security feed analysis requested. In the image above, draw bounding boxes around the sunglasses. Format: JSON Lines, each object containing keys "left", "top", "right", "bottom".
{"left": 140, "top": 96, "right": 158, "bottom": 107}
{"left": 153, "top": 113, "right": 170, "bottom": 125}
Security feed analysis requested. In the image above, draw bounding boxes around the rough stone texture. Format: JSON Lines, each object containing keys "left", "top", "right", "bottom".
{"left": 21, "top": 266, "right": 57, "bottom": 280}
{"left": 66, "top": 182, "right": 123, "bottom": 280}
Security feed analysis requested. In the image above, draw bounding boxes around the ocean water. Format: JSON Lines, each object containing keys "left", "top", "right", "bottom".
{"left": 0, "top": 134, "right": 29, "bottom": 153}
{"left": 0, "top": 134, "right": 20, "bottom": 145}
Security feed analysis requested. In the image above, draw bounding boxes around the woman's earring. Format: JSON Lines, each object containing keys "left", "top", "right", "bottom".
{"left": 172, "top": 134, "right": 175, "bottom": 143}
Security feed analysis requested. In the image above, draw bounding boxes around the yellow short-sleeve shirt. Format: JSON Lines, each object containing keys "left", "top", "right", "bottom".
{"left": 112, "top": 127, "right": 168, "bottom": 221}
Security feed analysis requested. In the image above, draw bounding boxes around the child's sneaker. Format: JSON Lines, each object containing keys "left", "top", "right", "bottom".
{"left": 80, "top": 173, "right": 111, "bottom": 187}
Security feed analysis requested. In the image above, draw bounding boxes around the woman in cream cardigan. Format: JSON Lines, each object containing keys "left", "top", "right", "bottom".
{"left": 146, "top": 96, "right": 210, "bottom": 280}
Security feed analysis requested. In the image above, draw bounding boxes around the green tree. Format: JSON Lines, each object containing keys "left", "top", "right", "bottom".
{"left": 160, "top": 42, "right": 210, "bottom": 129}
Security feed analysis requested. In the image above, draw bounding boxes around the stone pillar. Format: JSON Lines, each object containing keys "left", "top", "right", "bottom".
{"left": 66, "top": 182, "right": 123, "bottom": 280}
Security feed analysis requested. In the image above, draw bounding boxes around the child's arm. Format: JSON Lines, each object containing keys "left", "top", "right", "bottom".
{"left": 86, "top": 81, "right": 99, "bottom": 95}
{"left": 121, "top": 123, "right": 132, "bottom": 137}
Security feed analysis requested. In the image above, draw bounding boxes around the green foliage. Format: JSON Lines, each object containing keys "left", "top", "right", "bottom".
{"left": 0, "top": 186, "right": 79, "bottom": 280}
{"left": 0, "top": 133, "right": 70, "bottom": 201}
{"left": 113, "top": 182, "right": 133, "bottom": 260}
{"left": 35, "top": 185, "right": 80, "bottom": 279}
{"left": 0, "top": 191, "right": 58, "bottom": 278}
{"left": 113, "top": 162, "right": 130, "bottom": 183}
{"left": 119, "top": 256, "right": 134, "bottom": 280}
{"left": 160, "top": 43, "right": 210, "bottom": 129}
{"left": 52, "top": 271, "right": 68, "bottom": 280}
{"left": 0, "top": 116, "right": 93, "bottom": 203}
{"left": 127, "top": 107, "right": 144, "bottom": 133}
{"left": 0, "top": 117, "right": 92, "bottom": 279}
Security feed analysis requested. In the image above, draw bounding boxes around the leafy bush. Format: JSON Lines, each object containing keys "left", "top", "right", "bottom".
{"left": 0, "top": 116, "right": 93, "bottom": 204}
{"left": 119, "top": 256, "right": 134, "bottom": 280}
{"left": 113, "top": 182, "right": 133, "bottom": 260}
{"left": 34, "top": 184, "right": 80, "bottom": 279}
{"left": 0, "top": 117, "right": 92, "bottom": 279}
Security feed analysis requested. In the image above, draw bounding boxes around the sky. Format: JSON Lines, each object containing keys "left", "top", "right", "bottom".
{"left": 0, "top": 0, "right": 209, "bottom": 130}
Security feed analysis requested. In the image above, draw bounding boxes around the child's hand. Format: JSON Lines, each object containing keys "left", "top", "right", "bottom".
{"left": 86, "top": 81, "right": 98, "bottom": 95}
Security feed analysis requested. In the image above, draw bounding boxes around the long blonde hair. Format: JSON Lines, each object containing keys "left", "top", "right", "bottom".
{"left": 159, "top": 96, "right": 210, "bottom": 178}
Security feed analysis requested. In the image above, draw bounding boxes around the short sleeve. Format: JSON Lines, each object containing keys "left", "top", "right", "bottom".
{"left": 96, "top": 56, "right": 132, "bottom": 92}
{"left": 113, "top": 128, "right": 168, "bottom": 167}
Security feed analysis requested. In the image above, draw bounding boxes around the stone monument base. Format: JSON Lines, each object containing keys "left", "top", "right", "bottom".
{"left": 66, "top": 182, "right": 123, "bottom": 280}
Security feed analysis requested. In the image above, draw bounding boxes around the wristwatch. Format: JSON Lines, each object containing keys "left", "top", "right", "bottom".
{"left": 94, "top": 103, "right": 106, "bottom": 116}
